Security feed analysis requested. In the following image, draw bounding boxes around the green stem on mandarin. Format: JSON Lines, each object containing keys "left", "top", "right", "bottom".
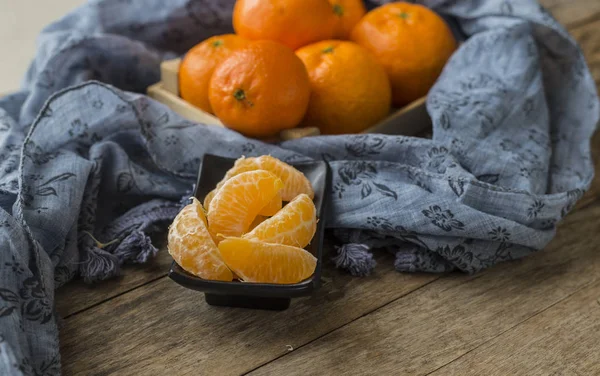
{"left": 234, "top": 89, "right": 246, "bottom": 101}
{"left": 332, "top": 4, "right": 344, "bottom": 16}
{"left": 233, "top": 89, "right": 253, "bottom": 107}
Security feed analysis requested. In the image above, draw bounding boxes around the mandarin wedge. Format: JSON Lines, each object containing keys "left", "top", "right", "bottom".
{"left": 257, "top": 192, "right": 282, "bottom": 216}
{"left": 249, "top": 215, "right": 269, "bottom": 231}
{"left": 168, "top": 198, "right": 233, "bottom": 281}
{"left": 206, "top": 191, "right": 281, "bottom": 217}
{"left": 243, "top": 194, "right": 316, "bottom": 248}
{"left": 207, "top": 170, "right": 283, "bottom": 241}
{"left": 219, "top": 237, "right": 317, "bottom": 284}
{"left": 204, "top": 155, "right": 314, "bottom": 211}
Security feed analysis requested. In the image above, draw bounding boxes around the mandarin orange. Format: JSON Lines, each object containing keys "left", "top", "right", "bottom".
{"left": 204, "top": 155, "right": 314, "bottom": 211}
{"left": 249, "top": 215, "right": 269, "bottom": 231}
{"left": 233, "top": 0, "right": 335, "bottom": 50}
{"left": 257, "top": 193, "right": 282, "bottom": 216}
{"left": 350, "top": 2, "right": 457, "bottom": 106}
{"left": 208, "top": 40, "right": 311, "bottom": 138}
{"left": 243, "top": 193, "right": 316, "bottom": 248}
{"left": 207, "top": 170, "right": 283, "bottom": 241}
{"left": 167, "top": 198, "right": 233, "bottom": 281}
{"left": 219, "top": 237, "right": 317, "bottom": 284}
{"left": 179, "top": 34, "right": 249, "bottom": 114}
{"left": 329, "top": 0, "right": 366, "bottom": 39}
{"left": 296, "top": 40, "right": 391, "bottom": 134}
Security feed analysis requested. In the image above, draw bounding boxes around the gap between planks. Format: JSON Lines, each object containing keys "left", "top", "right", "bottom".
{"left": 428, "top": 279, "right": 600, "bottom": 375}
{"left": 240, "top": 276, "right": 443, "bottom": 375}
{"left": 246, "top": 203, "right": 600, "bottom": 375}
{"left": 423, "top": 276, "right": 600, "bottom": 375}
{"left": 58, "top": 196, "right": 600, "bottom": 376}
{"left": 61, "top": 274, "right": 167, "bottom": 319}
{"left": 59, "top": 251, "right": 439, "bottom": 375}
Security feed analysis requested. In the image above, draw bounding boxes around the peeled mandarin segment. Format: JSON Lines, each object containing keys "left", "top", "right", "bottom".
{"left": 204, "top": 176, "right": 281, "bottom": 216}
{"left": 207, "top": 170, "right": 283, "bottom": 240}
{"left": 243, "top": 194, "right": 316, "bottom": 248}
{"left": 259, "top": 193, "right": 282, "bottom": 216}
{"left": 208, "top": 156, "right": 314, "bottom": 206}
{"left": 208, "top": 40, "right": 311, "bottom": 137}
{"left": 167, "top": 198, "right": 233, "bottom": 281}
{"left": 203, "top": 189, "right": 217, "bottom": 211}
{"left": 218, "top": 238, "right": 317, "bottom": 284}
{"left": 249, "top": 215, "right": 269, "bottom": 231}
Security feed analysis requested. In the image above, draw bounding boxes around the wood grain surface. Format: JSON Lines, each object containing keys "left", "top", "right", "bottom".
{"left": 55, "top": 241, "right": 172, "bottom": 318}
{"left": 60, "top": 253, "right": 438, "bottom": 375}
{"left": 430, "top": 281, "right": 600, "bottom": 375}
{"left": 541, "top": 0, "right": 600, "bottom": 28}
{"left": 56, "top": 1, "right": 600, "bottom": 375}
{"left": 248, "top": 204, "right": 600, "bottom": 375}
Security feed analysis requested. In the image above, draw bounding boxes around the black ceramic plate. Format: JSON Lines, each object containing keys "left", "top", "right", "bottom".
{"left": 168, "top": 154, "right": 331, "bottom": 310}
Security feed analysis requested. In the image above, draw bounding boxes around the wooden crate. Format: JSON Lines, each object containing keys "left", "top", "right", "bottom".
{"left": 147, "top": 58, "right": 431, "bottom": 141}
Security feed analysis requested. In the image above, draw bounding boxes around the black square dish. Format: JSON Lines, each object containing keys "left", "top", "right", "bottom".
{"left": 168, "top": 153, "right": 331, "bottom": 310}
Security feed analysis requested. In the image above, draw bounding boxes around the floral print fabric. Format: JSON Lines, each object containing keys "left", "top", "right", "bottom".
{"left": 0, "top": 0, "right": 598, "bottom": 374}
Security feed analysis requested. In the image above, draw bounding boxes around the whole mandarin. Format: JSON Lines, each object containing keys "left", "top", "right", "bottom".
{"left": 296, "top": 40, "right": 391, "bottom": 134}
{"left": 233, "top": 0, "right": 336, "bottom": 50}
{"left": 179, "top": 34, "right": 249, "bottom": 114}
{"left": 329, "top": 0, "right": 367, "bottom": 39}
{"left": 350, "top": 2, "right": 457, "bottom": 106}
{"left": 208, "top": 40, "right": 311, "bottom": 138}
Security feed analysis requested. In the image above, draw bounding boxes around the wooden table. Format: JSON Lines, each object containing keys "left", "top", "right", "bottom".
{"left": 56, "top": 1, "right": 600, "bottom": 375}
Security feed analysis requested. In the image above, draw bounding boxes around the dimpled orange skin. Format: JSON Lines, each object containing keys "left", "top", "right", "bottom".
{"left": 329, "top": 0, "right": 367, "bottom": 39}
{"left": 350, "top": 2, "right": 457, "bottom": 106}
{"left": 179, "top": 34, "right": 249, "bottom": 114}
{"left": 208, "top": 40, "right": 311, "bottom": 138}
{"left": 296, "top": 40, "right": 391, "bottom": 134}
{"left": 233, "top": 0, "right": 336, "bottom": 50}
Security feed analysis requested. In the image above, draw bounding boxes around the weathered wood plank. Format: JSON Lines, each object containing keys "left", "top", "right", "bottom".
{"left": 248, "top": 204, "right": 600, "bottom": 376}
{"left": 55, "top": 240, "right": 172, "bottom": 318}
{"left": 59, "top": 252, "right": 439, "bottom": 376}
{"left": 429, "top": 280, "right": 600, "bottom": 376}
{"left": 569, "top": 18, "right": 600, "bottom": 210}
{"left": 571, "top": 19, "right": 600, "bottom": 84}
{"left": 539, "top": 0, "right": 600, "bottom": 29}
{"left": 575, "top": 131, "right": 600, "bottom": 210}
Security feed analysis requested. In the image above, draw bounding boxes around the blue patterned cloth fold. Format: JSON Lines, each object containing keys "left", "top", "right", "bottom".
{"left": 0, "top": 0, "right": 598, "bottom": 374}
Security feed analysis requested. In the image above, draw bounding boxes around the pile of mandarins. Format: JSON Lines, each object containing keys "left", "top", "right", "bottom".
{"left": 179, "top": 0, "right": 457, "bottom": 138}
